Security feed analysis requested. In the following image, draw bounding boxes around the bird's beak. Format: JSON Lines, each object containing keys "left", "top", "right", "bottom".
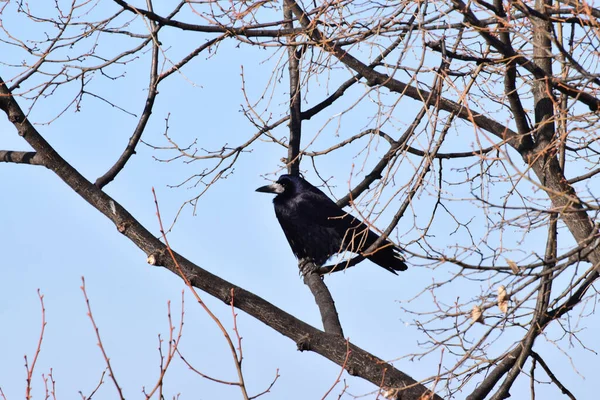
{"left": 256, "top": 182, "right": 285, "bottom": 194}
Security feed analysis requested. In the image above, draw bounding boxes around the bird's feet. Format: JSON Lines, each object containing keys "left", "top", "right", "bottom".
{"left": 299, "top": 258, "right": 319, "bottom": 277}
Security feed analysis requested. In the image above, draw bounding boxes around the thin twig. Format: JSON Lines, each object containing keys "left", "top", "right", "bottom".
{"left": 152, "top": 188, "right": 250, "bottom": 400}
{"left": 530, "top": 351, "right": 576, "bottom": 400}
{"left": 25, "top": 289, "right": 47, "bottom": 400}
{"left": 81, "top": 278, "right": 125, "bottom": 400}
{"left": 248, "top": 369, "right": 281, "bottom": 400}
{"left": 80, "top": 369, "right": 107, "bottom": 400}
{"left": 143, "top": 292, "right": 185, "bottom": 399}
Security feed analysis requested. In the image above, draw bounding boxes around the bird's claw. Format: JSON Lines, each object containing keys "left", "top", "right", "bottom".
{"left": 299, "top": 259, "right": 319, "bottom": 277}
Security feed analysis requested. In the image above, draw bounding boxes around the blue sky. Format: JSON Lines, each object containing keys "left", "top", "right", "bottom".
{"left": 1, "top": 1, "right": 597, "bottom": 399}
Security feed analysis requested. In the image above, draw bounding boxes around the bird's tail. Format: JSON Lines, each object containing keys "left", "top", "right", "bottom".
{"left": 363, "top": 245, "right": 408, "bottom": 275}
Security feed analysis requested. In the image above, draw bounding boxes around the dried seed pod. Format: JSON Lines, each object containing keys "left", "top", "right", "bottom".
{"left": 507, "top": 259, "right": 519, "bottom": 274}
{"left": 497, "top": 285, "right": 509, "bottom": 314}
{"left": 471, "top": 305, "right": 485, "bottom": 324}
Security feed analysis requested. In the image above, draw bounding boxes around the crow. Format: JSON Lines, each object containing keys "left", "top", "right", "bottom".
{"left": 256, "top": 174, "right": 408, "bottom": 274}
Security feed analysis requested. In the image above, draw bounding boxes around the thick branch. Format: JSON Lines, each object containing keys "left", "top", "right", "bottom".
{"left": 450, "top": 0, "right": 600, "bottom": 111}
{"left": 285, "top": 3, "right": 302, "bottom": 176}
{"left": 282, "top": 4, "right": 344, "bottom": 337}
{"left": 468, "top": 262, "right": 599, "bottom": 399}
{"left": 0, "top": 77, "right": 440, "bottom": 400}
{"left": 282, "top": 0, "right": 529, "bottom": 153}
{"left": 301, "top": 261, "right": 344, "bottom": 336}
{"left": 0, "top": 150, "right": 44, "bottom": 166}
{"left": 496, "top": 0, "right": 533, "bottom": 141}
{"left": 528, "top": 144, "right": 600, "bottom": 266}
{"left": 466, "top": 347, "right": 523, "bottom": 400}
{"left": 489, "top": 4, "right": 557, "bottom": 397}
{"left": 284, "top": 0, "right": 600, "bottom": 272}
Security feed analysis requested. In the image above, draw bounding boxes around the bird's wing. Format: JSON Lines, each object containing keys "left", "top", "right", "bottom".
{"left": 295, "top": 190, "right": 351, "bottom": 224}
{"left": 295, "top": 189, "right": 407, "bottom": 273}
{"left": 295, "top": 190, "right": 374, "bottom": 251}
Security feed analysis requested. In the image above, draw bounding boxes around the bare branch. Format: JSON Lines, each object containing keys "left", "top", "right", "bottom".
{"left": 0, "top": 74, "right": 439, "bottom": 400}
{"left": 301, "top": 261, "right": 344, "bottom": 337}
{"left": 0, "top": 150, "right": 44, "bottom": 166}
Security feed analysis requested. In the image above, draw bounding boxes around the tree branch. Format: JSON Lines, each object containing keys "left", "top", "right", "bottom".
{"left": 282, "top": 3, "right": 345, "bottom": 338}
{"left": 489, "top": 4, "right": 557, "bottom": 397}
{"left": 282, "top": 0, "right": 527, "bottom": 151}
{"left": 285, "top": 3, "right": 302, "bottom": 176}
{"left": 95, "top": 21, "right": 160, "bottom": 188}
{"left": 450, "top": 0, "right": 600, "bottom": 111}
{"left": 284, "top": 0, "right": 600, "bottom": 273}
{"left": 530, "top": 351, "right": 576, "bottom": 400}
{"left": 0, "top": 150, "right": 44, "bottom": 166}
{"left": 466, "top": 347, "right": 522, "bottom": 400}
{"left": 0, "top": 76, "right": 440, "bottom": 400}
{"left": 301, "top": 262, "right": 344, "bottom": 337}
{"left": 112, "top": 0, "right": 300, "bottom": 37}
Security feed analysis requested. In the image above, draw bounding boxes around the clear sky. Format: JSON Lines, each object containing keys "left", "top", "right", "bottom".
{"left": 0, "top": 2, "right": 596, "bottom": 399}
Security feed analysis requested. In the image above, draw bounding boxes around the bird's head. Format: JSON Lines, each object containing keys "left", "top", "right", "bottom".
{"left": 255, "top": 174, "right": 300, "bottom": 197}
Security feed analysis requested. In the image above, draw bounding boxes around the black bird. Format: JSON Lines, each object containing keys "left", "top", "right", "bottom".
{"left": 256, "top": 174, "right": 408, "bottom": 274}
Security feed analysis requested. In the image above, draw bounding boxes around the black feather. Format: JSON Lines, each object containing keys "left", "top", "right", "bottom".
{"left": 256, "top": 174, "right": 407, "bottom": 274}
